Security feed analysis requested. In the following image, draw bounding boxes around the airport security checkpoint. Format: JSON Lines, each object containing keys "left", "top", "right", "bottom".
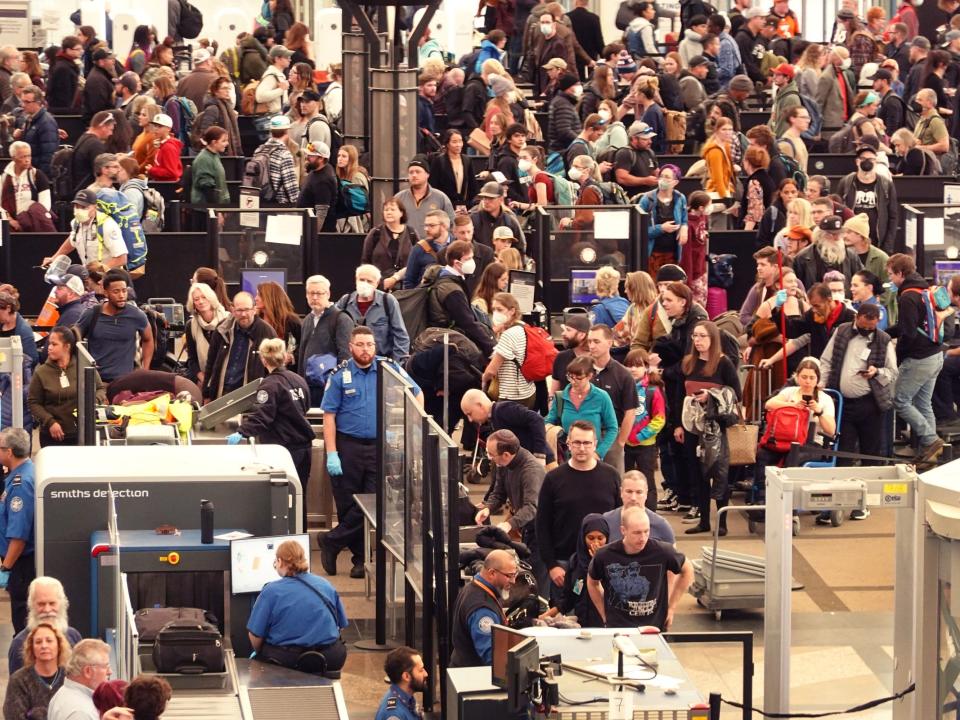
{"left": 7, "top": 0, "right": 960, "bottom": 718}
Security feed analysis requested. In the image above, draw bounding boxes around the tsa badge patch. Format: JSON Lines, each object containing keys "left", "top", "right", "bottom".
{"left": 10, "top": 497, "right": 23, "bottom": 513}
{"left": 256, "top": 390, "right": 268, "bottom": 404}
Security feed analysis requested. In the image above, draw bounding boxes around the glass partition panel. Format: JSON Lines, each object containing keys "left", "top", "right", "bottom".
{"left": 381, "top": 362, "right": 408, "bottom": 559}
{"left": 211, "top": 208, "right": 310, "bottom": 284}
{"left": 903, "top": 203, "right": 960, "bottom": 281}
{"left": 404, "top": 390, "right": 426, "bottom": 596}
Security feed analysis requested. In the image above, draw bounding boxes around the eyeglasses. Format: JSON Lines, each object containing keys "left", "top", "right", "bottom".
{"left": 423, "top": 223, "right": 441, "bottom": 229}
{"left": 691, "top": 333, "right": 710, "bottom": 339}
{"left": 566, "top": 373, "right": 587, "bottom": 381}
{"left": 494, "top": 568, "right": 518, "bottom": 580}
{"left": 568, "top": 440, "right": 595, "bottom": 447}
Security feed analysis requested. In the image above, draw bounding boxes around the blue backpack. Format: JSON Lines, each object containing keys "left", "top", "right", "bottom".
{"left": 335, "top": 179, "right": 370, "bottom": 218}
{"left": 545, "top": 151, "right": 565, "bottom": 175}
{"left": 173, "top": 97, "right": 198, "bottom": 149}
{"left": 94, "top": 188, "right": 148, "bottom": 272}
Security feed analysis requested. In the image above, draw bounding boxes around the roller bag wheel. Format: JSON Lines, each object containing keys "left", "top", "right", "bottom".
{"left": 135, "top": 607, "right": 217, "bottom": 642}
{"left": 152, "top": 620, "right": 225, "bottom": 674}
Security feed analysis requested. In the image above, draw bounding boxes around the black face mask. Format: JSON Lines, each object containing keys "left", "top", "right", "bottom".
{"left": 859, "top": 159, "right": 875, "bottom": 173}
{"left": 856, "top": 326, "right": 872, "bottom": 337}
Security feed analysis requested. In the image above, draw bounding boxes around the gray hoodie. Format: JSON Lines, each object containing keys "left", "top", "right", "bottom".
{"left": 120, "top": 177, "right": 148, "bottom": 219}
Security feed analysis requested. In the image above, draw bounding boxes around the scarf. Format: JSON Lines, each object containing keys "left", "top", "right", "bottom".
{"left": 190, "top": 308, "right": 229, "bottom": 371}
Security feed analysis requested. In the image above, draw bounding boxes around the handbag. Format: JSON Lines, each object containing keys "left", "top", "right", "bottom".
{"left": 467, "top": 127, "right": 491, "bottom": 155}
{"left": 726, "top": 405, "right": 758, "bottom": 466}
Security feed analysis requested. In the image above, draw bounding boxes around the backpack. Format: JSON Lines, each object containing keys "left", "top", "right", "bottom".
{"left": 394, "top": 268, "right": 443, "bottom": 344}
{"left": 335, "top": 179, "right": 369, "bottom": 218}
{"left": 828, "top": 116, "right": 869, "bottom": 154}
{"left": 884, "top": 92, "right": 918, "bottom": 131}
{"left": 141, "top": 187, "right": 166, "bottom": 232}
{"left": 240, "top": 80, "right": 270, "bottom": 115}
{"left": 515, "top": 324, "right": 558, "bottom": 381}
{"left": 177, "top": 0, "right": 204, "bottom": 39}
{"left": 663, "top": 110, "right": 687, "bottom": 154}
{"left": 410, "top": 327, "right": 485, "bottom": 373}
{"left": 941, "top": 137, "right": 960, "bottom": 176}
{"left": 594, "top": 180, "right": 630, "bottom": 205}
{"left": 220, "top": 47, "right": 241, "bottom": 81}
{"left": 124, "top": 48, "right": 145, "bottom": 72}
{"left": 760, "top": 404, "right": 811, "bottom": 453}
{"left": 49, "top": 144, "right": 77, "bottom": 202}
{"left": 776, "top": 137, "right": 807, "bottom": 191}
{"left": 545, "top": 151, "right": 565, "bottom": 175}
{"left": 305, "top": 115, "right": 343, "bottom": 159}
{"left": 918, "top": 148, "right": 942, "bottom": 176}
{"left": 94, "top": 189, "right": 148, "bottom": 271}
{"left": 902, "top": 285, "right": 951, "bottom": 344}
{"left": 546, "top": 172, "right": 576, "bottom": 206}
{"left": 777, "top": 90, "right": 822, "bottom": 140}
{"left": 523, "top": 108, "right": 543, "bottom": 142}
{"left": 172, "top": 97, "right": 198, "bottom": 149}
{"left": 242, "top": 145, "right": 276, "bottom": 202}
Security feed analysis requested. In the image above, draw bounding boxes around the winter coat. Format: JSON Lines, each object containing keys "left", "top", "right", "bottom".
{"left": 681, "top": 386, "right": 739, "bottom": 474}
{"left": 202, "top": 316, "right": 277, "bottom": 399}
{"left": 47, "top": 53, "right": 80, "bottom": 111}
{"left": 197, "top": 95, "right": 243, "bottom": 156}
{"left": 240, "top": 37, "right": 269, "bottom": 85}
{"left": 19, "top": 109, "right": 59, "bottom": 176}
{"left": 82, "top": 66, "right": 116, "bottom": 122}
{"left": 190, "top": 147, "right": 230, "bottom": 206}
{"left": 547, "top": 91, "right": 581, "bottom": 152}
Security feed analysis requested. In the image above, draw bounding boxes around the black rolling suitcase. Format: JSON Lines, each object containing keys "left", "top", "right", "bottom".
{"left": 152, "top": 620, "right": 225, "bottom": 674}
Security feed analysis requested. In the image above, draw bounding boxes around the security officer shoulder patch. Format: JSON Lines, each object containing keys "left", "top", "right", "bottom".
{"left": 385, "top": 698, "right": 398, "bottom": 710}
{"left": 11, "top": 475, "right": 21, "bottom": 486}
{"left": 10, "top": 497, "right": 23, "bottom": 513}
{"left": 256, "top": 390, "right": 269, "bottom": 404}
{"left": 477, "top": 615, "right": 494, "bottom": 634}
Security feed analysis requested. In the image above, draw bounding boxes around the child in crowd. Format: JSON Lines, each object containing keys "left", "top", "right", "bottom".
{"left": 682, "top": 190, "right": 711, "bottom": 308}
{"left": 623, "top": 348, "right": 666, "bottom": 507}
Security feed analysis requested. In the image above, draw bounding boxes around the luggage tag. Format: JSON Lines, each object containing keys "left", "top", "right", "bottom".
{"left": 59, "top": 372, "right": 69, "bottom": 388}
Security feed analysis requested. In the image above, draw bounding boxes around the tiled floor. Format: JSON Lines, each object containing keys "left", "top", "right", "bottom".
{"left": 0, "top": 494, "right": 906, "bottom": 719}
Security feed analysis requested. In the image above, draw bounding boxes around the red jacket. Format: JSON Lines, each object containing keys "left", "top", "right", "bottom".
{"left": 148, "top": 137, "right": 183, "bottom": 182}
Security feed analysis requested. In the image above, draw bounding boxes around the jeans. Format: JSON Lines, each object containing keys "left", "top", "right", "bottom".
{"left": 932, "top": 353, "right": 960, "bottom": 422}
{"left": 894, "top": 353, "right": 944, "bottom": 446}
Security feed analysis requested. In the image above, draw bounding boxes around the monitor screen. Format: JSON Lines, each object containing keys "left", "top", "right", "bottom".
{"left": 570, "top": 268, "right": 600, "bottom": 305}
{"left": 230, "top": 534, "right": 310, "bottom": 595}
{"left": 491, "top": 624, "right": 528, "bottom": 688}
{"left": 935, "top": 261, "right": 960, "bottom": 288}
{"left": 241, "top": 268, "right": 287, "bottom": 296}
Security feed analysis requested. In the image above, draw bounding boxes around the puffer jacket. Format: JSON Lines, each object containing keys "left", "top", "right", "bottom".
{"left": 20, "top": 108, "right": 59, "bottom": 176}
{"left": 240, "top": 37, "right": 269, "bottom": 85}
{"left": 547, "top": 91, "right": 581, "bottom": 152}
{"left": 681, "top": 386, "right": 739, "bottom": 472}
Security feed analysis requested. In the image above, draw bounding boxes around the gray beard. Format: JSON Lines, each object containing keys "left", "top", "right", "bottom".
{"left": 818, "top": 239, "right": 847, "bottom": 266}
{"left": 29, "top": 611, "right": 69, "bottom": 633}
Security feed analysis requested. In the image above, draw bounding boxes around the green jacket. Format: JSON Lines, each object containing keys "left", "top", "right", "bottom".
{"left": 28, "top": 357, "right": 105, "bottom": 436}
{"left": 769, "top": 80, "right": 802, "bottom": 138}
{"left": 190, "top": 148, "right": 230, "bottom": 206}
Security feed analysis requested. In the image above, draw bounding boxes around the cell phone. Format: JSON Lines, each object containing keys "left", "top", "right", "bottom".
{"left": 802, "top": 394, "right": 813, "bottom": 403}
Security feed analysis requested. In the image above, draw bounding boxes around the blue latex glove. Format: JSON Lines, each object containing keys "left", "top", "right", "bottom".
{"left": 226, "top": 432, "right": 244, "bottom": 445}
{"left": 0, "top": 569, "right": 10, "bottom": 589}
{"left": 773, "top": 289, "right": 787, "bottom": 308}
{"left": 327, "top": 450, "right": 343, "bottom": 476}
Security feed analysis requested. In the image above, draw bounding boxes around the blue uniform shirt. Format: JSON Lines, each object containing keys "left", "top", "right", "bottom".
{"left": 321, "top": 356, "right": 421, "bottom": 439}
{"left": 466, "top": 574, "right": 502, "bottom": 665}
{"left": 247, "top": 573, "right": 348, "bottom": 647}
{"left": 0, "top": 459, "right": 35, "bottom": 557}
{"left": 374, "top": 684, "right": 422, "bottom": 720}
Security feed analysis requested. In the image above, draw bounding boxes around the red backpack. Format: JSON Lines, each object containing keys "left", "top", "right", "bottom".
{"left": 517, "top": 325, "right": 558, "bottom": 382}
{"left": 759, "top": 405, "right": 811, "bottom": 453}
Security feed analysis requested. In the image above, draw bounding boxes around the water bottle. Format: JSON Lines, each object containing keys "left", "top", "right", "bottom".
{"left": 200, "top": 499, "right": 214, "bottom": 544}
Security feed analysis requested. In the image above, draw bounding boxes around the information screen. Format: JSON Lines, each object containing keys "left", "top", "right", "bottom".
{"left": 570, "top": 268, "right": 600, "bottom": 305}
{"left": 241, "top": 268, "right": 287, "bottom": 296}
{"left": 230, "top": 534, "right": 310, "bottom": 594}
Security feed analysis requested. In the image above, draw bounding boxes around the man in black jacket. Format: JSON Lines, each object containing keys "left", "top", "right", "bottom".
{"left": 299, "top": 141, "right": 338, "bottom": 232}
{"left": 70, "top": 112, "right": 115, "bottom": 198}
{"left": 491, "top": 123, "right": 529, "bottom": 204}
{"left": 547, "top": 74, "right": 583, "bottom": 152}
{"left": 202, "top": 292, "right": 278, "bottom": 400}
{"left": 886, "top": 253, "right": 946, "bottom": 464}
{"left": 46, "top": 38, "right": 83, "bottom": 112}
{"left": 460, "top": 389, "right": 552, "bottom": 462}
{"left": 567, "top": 0, "right": 605, "bottom": 80}
{"left": 459, "top": 68, "right": 491, "bottom": 133}
{"left": 82, "top": 48, "right": 116, "bottom": 122}
{"left": 427, "top": 240, "right": 495, "bottom": 356}
{"left": 734, "top": 8, "right": 767, "bottom": 83}
{"left": 470, "top": 182, "right": 526, "bottom": 253}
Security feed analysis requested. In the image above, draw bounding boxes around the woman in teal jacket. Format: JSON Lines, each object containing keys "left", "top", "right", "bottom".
{"left": 637, "top": 165, "right": 688, "bottom": 276}
{"left": 545, "top": 355, "right": 618, "bottom": 458}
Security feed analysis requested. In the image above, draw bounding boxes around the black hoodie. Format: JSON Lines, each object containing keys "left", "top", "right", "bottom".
{"left": 888, "top": 272, "right": 943, "bottom": 362}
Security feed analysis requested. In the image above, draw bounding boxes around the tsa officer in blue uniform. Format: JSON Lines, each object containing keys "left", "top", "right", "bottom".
{"left": 449, "top": 549, "right": 517, "bottom": 667}
{"left": 375, "top": 646, "right": 428, "bottom": 720}
{"left": 247, "top": 539, "right": 349, "bottom": 672}
{"left": 319, "top": 326, "right": 422, "bottom": 578}
{"left": 227, "top": 338, "right": 315, "bottom": 530}
{"left": 0, "top": 428, "right": 37, "bottom": 634}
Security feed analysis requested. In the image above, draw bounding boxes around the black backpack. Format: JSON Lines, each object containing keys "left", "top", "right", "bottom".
{"left": 242, "top": 144, "right": 277, "bottom": 202}
{"left": 305, "top": 115, "right": 343, "bottom": 160}
{"left": 50, "top": 133, "right": 95, "bottom": 202}
{"left": 177, "top": 0, "right": 203, "bottom": 39}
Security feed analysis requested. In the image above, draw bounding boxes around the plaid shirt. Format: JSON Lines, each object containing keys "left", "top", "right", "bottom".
{"left": 262, "top": 138, "right": 299, "bottom": 205}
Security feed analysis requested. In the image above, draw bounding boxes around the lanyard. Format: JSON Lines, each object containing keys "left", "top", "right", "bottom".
{"left": 472, "top": 579, "right": 506, "bottom": 621}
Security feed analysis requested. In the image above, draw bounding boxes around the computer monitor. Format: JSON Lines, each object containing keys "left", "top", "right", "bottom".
{"left": 506, "top": 636, "right": 540, "bottom": 714}
{"left": 570, "top": 268, "right": 600, "bottom": 305}
{"left": 241, "top": 268, "right": 287, "bottom": 296}
{"left": 230, "top": 534, "right": 310, "bottom": 594}
{"left": 935, "top": 261, "right": 960, "bottom": 288}
{"left": 491, "top": 624, "right": 528, "bottom": 688}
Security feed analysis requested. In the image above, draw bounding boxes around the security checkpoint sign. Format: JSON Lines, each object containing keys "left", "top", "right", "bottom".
{"left": 239, "top": 187, "right": 260, "bottom": 228}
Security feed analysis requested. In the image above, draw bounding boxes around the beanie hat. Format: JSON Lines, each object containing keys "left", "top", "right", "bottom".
{"left": 728, "top": 75, "right": 753, "bottom": 92}
{"left": 656, "top": 264, "right": 687, "bottom": 283}
{"left": 842, "top": 213, "right": 871, "bottom": 240}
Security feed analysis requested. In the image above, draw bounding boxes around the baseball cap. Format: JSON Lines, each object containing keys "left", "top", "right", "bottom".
{"left": 910, "top": 36, "right": 931, "bottom": 49}
{"left": 688, "top": 55, "right": 710, "bottom": 68}
{"left": 66, "top": 264, "right": 90, "bottom": 281}
{"left": 92, "top": 48, "right": 114, "bottom": 61}
{"left": 819, "top": 215, "right": 843, "bottom": 232}
{"left": 299, "top": 89, "right": 322, "bottom": 103}
{"left": 54, "top": 274, "right": 85, "bottom": 296}
{"left": 542, "top": 58, "right": 568, "bottom": 70}
{"left": 150, "top": 113, "right": 173, "bottom": 128}
{"left": 764, "top": 15, "right": 779, "bottom": 27}
{"left": 869, "top": 68, "right": 893, "bottom": 82}
{"left": 492, "top": 226, "right": 516, "bottom": 242}
{"left": 269, "top": 115, "right": 291, "bottom": 130}
{"left": 73, "top": 189, "right": 98, "bottom": 207}
{"left": 269, "top": 45, "right": 294, "bottom": 59}
{"left": 192, "top": 48, "right": 211, "bottom": 64}
{"left": 837, "top": 8, "right": 855, "bottom": 19}
{"left": 628, "top": 121, "right": 656, "bottom": 138}
{"left": 477, "top": 181, "right": 504, "bottom": 198}
{"left": 562, "top": 315, "right": 591, "bottom": 333}
{"left": 408, "top": 156, "right": 429, "bottom": 172}
{"left": 304, "top": 141, "right": 330, "bottom": 158}
{"left": 743, "top": 7, "right": 766, "bottom": 19}
{"left": 772, "top": 62, "right": 795, "bottom": 79}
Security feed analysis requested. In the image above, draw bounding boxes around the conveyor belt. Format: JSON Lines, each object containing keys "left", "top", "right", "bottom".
{"left": 161, "top": 694, "right": 245, "bottom": 719}
{"left": 244, "top": 685, "right": 344, "bottom": 719}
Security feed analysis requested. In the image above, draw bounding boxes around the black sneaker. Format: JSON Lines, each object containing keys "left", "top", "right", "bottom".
{"left": 675, "top": 503, "right": 693, "bottom": 514}
{"left": 681, "top": 507, "right": 701, "bottom": 523}
{"left": 684, "top": 524, "right": 711, "bottom": 534}
{"left": 317, "top": 533, "right": 339, "bottom": 576}
{"left": 815, "top": 512, "right": 832, "bottom": 526}
{"left": 849, "top": 508, "right": 870, "bottom": 520}
{"left": 349, "top": 562, "right": 365, "bottom": 579}
{"left": 657, "top": 491, "right": 677, "bottom": 510}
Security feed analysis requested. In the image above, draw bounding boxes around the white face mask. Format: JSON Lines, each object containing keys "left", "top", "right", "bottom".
{"left": 568, "top": 167, "right": 583, "bottom": 182}
{"left": 571, "top": 85, "right": 584, "bottom": 98}
{"left": 460, "top": 258, "right": 477, "bottom": 276}
{"left": 518, "top": 159, "right": 533, "bottom": 173}
{"left": 840, "top": 58, "right": 852, "bottom": 70}
{"left": 598, "top": 108, "right": 612, "bottom": 121}
{"left": 540, "top": 23, "right": 553, "bottom": 36}
{"left": 831, "top": 290, "right": 846, "bottom": 302}
{"left": 73, "top": 207, "right": 91, "bottom": 223}
{"left": 492, "top": 311, "right": 509, "bottom": 327}
{"left": 356, "top": 280, "right": 375, "bottom": 298}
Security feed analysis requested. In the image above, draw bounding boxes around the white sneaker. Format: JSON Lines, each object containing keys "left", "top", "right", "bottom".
{"left": 849, "top": 508, "right": 871, "bottom": 520}
{"left": 681, "top": 508, "right": 701, "bottom": 524}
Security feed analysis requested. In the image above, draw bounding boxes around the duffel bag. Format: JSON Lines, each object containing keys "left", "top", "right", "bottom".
{"left": 135, "top": 607, "right": 216, "bottom": 643}
{"left": 152, "top": 620, "right": 225, "bottom": 674}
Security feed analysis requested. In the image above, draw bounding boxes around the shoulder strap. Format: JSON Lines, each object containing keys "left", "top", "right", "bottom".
{"left": 292, "top": 574, "right": 340, "bottom": 621}
{"left": 86, "top": 303, "right": 104, "bottom": 338}
{"left": 418, "top": 239, "right": 436, "bottom": 256}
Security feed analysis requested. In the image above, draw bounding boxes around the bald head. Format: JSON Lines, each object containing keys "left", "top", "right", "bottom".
{"left": 461, "top": 388, "right": 493, "bottom": 424}
{"left": 621, "top": 505, "right": 651, "bottom": 552}
{"left": 481, "top": 549, "right": 518, "bottom": 592}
